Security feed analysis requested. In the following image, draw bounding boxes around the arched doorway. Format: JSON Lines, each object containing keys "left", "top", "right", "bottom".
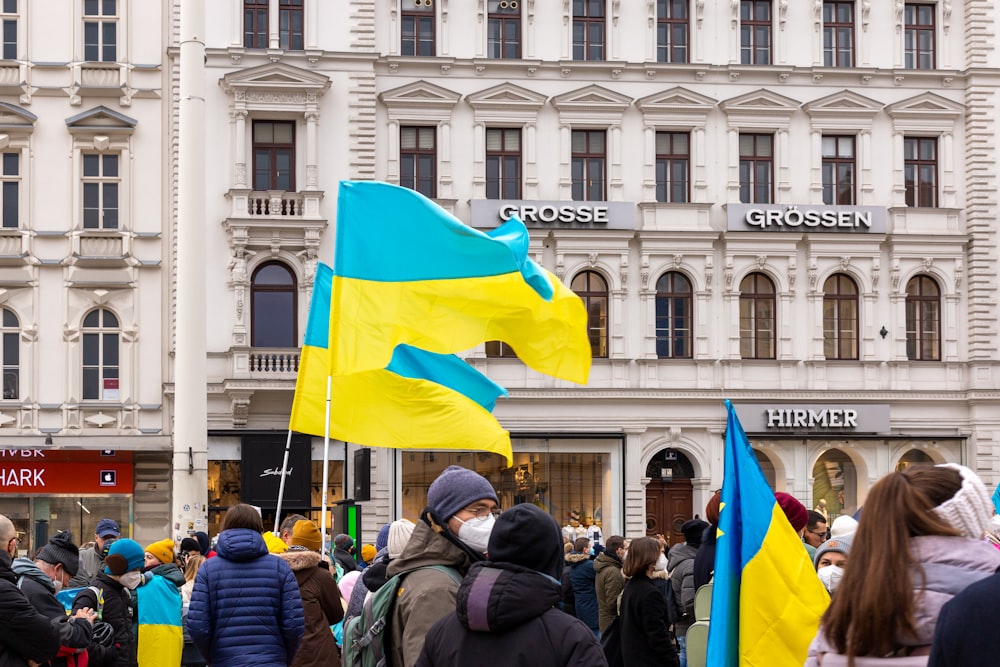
{"left": 896, "top": 449, "right": 934, "bottom": 471}
{"left": 644, "top": 449, "right": 695, "bottom": 546}
{"left": 813, "top": 449, "right": 858, "bottom": 518}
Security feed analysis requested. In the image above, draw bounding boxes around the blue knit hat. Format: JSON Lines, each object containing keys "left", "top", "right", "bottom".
{"left": 104, "top": 538, "right": 145, "bottom": 575}
{"left": 375, "top": 523, "right": 391, "bottom": 552}
{"left": 426, "top": 465, "right": 499, "bottom": 520}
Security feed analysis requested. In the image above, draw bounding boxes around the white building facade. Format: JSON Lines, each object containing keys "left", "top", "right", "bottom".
{"left": 185, "top": 0, "right": 1000, "bottom": 545}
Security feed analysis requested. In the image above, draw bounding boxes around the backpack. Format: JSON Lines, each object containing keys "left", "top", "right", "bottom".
{"left": 342, "top": 565, "right": 461, "bottom": 667}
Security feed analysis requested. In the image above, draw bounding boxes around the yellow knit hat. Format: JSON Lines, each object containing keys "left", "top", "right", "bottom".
{"left": 144, "top": 538, "right": 175, "bottom": 566}
{"left": 291, "top": 520, "right": 323, "bottom": 553}
{"left": 361, "top": 544, "right": 376, "bottom": 564}
{"left": 262, "top": 531, "right": 288, "bottom": 554}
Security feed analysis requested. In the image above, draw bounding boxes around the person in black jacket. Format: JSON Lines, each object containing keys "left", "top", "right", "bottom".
{"left": 929, "top": 570, "right": 1000, "bottom": 667}
{"left": 619, "top": 536, "right": 680, "bottom": 667}
{"left": 0, "top": 514, "right": 62, "bottom": 667}
{"left": 333, "top": 534, "right": 361, "bottom": 574}
{"left": 415, "top": 503, "right": 606, "bottom": 667}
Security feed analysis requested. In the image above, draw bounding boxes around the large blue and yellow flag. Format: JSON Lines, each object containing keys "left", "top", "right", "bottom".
{"left": 289, "top": 263, "right": 514, "bottom": 465}
{"left": 331, "top": 181, "right": 591, "bottom": 384}
{"left": 707, "top": 400, "right": 829, "bottom": 666}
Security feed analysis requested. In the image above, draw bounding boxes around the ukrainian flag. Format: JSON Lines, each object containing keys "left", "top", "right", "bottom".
{"left": 331, "top": 180, "right": 591, "bottom": 384}
{"left": 707, "top": 400, "right": 829, "bottom": 666}
{"left": 289, "top": 263, "right": 514, "bottom": 465}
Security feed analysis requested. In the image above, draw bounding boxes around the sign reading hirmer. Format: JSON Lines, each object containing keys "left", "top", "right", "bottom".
{"left": 727, "top": 204, "right": 888, "bottom": 233}
{"left": 732, "top": 403, "right": 891, "bottom": 433}
{"left": 470, "top": 199, "right": 637, "bottom": 230}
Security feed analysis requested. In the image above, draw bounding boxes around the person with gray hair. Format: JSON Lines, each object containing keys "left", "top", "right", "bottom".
{"left": 0, "top": 513, "right": 62, "bottom": 666}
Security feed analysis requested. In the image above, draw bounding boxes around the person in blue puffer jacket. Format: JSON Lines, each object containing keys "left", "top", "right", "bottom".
{"left": 187, "top": 504, "right": 305, "bottom": 667}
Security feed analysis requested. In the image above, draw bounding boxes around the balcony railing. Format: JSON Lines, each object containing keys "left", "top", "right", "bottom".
{"left": 249, "top": 192, "right": 305, "bottom": 217}
{"left": 249, "top": 349, "right": 300, "bottom": 376}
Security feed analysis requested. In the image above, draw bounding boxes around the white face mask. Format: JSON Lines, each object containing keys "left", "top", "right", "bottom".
{"left": 654, "top": 553, "right": 668, "bottom": 572}
{"left": 119, "top": 571, "right": 143, "bottom": 590}
{"left": 817, "top": 565, "right": 844, "bottom": 594}
{"left": 455, "top": 514, "right": 496, "bottom": 554}
{"left": 52, "top": 578, "right": 63, "bottom": 593}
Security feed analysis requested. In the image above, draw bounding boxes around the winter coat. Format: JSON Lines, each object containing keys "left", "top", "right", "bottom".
{"left": 807, "top": 535, "right": 1000, "bottom": 666}
{"left": 0, "top": 552, "right": 63, "bottom": 667}
{"left": 187, "top": 528, "right": 305, "bottom": 667}
{"left": 333, "top": 548, "right": 361, "bottom": 576}
{"left": 565, "top": 553, "right": 599, "bottom": 632}
{"left": 75, "top": 572, "right": 137, "bottom": 667}
{"left": 928, "top": 570, "right": 1000, "bottom": 667}
{"left": 619, "top": 572, "right": 679, "bottom": 667}
{"left": 692, "top": 525, "right": 717, "bottom": 590}
{"left": 385, "top": 518, "right": 474, "bottom": 667}
{"left": 136, "top": 565, "right": 184, "bottom": 667}
{"left": 415, "top": 561, "right": 607, "bottom": 667}
{"left": 667, "top": 543, "right": 698, "bottom": 637}
{"left": 594, "top": 551, "right": 624, "bottom": 634}
{"left": 10, "top": 558, "right": 94, "bottom": 663}
{"left": 69, "top": 545, "right": 103, "bottom": 588}
{"left": 277, "top": 548, "right": 343, "bottom": 667}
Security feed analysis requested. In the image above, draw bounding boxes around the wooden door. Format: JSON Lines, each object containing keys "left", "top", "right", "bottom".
{"left": 645, "top": 478, "right": 693, "bottom": 547}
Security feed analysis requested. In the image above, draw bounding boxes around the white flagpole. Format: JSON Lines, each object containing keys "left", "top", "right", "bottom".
{"left": 320, "top": 375, "right": 332, "bottom": 555}
{"left": 272, "top": 429, "right": 294, "bottom": 534}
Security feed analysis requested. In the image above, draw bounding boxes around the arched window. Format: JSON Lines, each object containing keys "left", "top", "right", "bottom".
{"left": 82, "top": 308, "right": 119, "bottom": 401}
{"left": 1, "top": 308, "right": 17, "bottom": 400}
{"left": 571, "top": 270, "right": 608, "bottom": 358}
{"left": 251, "top": 262, "right": 297, "bottom": 348}
{"left": 823, "top": 273, "right": 858, "bottom": 360}
{"left": 905, "top": 275, "right": 940, "bottom": 360}
{"left": 739, "top": 272, "right": 775, "bottom": 359}
{"left": 655, "top": 271, "right": 692, "bottom": 358}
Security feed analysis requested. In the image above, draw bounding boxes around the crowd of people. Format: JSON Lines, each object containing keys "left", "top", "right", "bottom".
{"left": 4, "top": 460, "right": 1000, "bottom": 666}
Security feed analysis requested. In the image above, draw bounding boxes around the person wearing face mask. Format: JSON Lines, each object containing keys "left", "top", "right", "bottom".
{"left": 668, "top": 518, "right": 707, "bottom": 667}
{"left": 813, "top": 535, "right": 852, "bottom": 596}
{"left": 333, "top": 534, "right": 362, "bottom": 575}
{"left": 9, "top": 530, "right": 97, "bottom": 667}
{"left": 620, "top": 536, "right": 680, "bottom": 667}
{"left": 562, "top": 537, "right": 600, "bottom": 638}
{"left": 136, "top": 539, "right": 184, "bottom": 667}
{"left": 74, "top": 538, "right": 146, "bottom": 667}
{"left": 386, "top": 465, "right": 499, "bottom": 667}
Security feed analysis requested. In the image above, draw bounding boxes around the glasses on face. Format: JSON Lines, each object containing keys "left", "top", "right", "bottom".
{"left": 459, "top": 505, "right": 502, "bottom": 521}
{"left": 808, "top": 529, "right": 829, "bottom": 540}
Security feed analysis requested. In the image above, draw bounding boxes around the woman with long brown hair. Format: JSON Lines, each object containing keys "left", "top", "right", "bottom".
{"left": 806, "top": 464, "right": 1000, "bottom": 666}
{"left": 618, "top": 536, "right": 680, "bottom": 667}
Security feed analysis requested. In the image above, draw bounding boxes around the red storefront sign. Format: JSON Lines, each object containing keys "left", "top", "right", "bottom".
{"left": 0, "top": 449, "right": 133, "bottom": 493}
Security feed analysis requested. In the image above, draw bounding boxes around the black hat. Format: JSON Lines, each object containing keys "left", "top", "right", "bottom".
{"left": 487, "top": 504, "right": 564, "bottom": 581}
{"left": 681, "top": 519, "right": 709, "bottom": 547}
{"left": 194, "top": 531, "right": 210, "bottom": 555}
{"left": 36, "top": 531, "right": 80, "bottom": 577}
{"left": 179, "top": 537, "right": 200, "bottom": 553}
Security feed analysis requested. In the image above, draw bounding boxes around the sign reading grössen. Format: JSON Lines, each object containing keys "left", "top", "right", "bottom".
{"left": 470, "top": 199, "right": 636, "bottom": 230}
{"left": 727, "top": 204, "right": 888, "bottom": 233}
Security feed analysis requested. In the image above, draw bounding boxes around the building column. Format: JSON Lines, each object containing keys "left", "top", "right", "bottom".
{"left": 305, "top": 110, "right": 319, "bottom": 190}
{"left": 233, "top": 109, "right": 247, "bottom": 189}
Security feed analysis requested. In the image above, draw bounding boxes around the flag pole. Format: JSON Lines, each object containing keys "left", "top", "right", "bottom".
{"left": 272, "top": 429, "right": 294, "bottom": 534}
{"left": 320, "top": 375, "right": 332, "bottom": 556}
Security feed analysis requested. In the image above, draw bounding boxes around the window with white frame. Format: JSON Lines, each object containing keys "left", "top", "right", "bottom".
{"left": 1, "top": 0, "right": 16, "bottom": 61}
{"left": 1, "top": 307, "right": 17, "bottom": 400}
{"left": 82, "top": 153, "right": 119, "bottom": 229}
{"left": 82, "top": 308, "right": 119, "bottom": 401}
{"left": 83, "top": 0, "right": 117, "bottom": 63}
{"left": 0, "top": 152, "right": 18, "bottom": 228}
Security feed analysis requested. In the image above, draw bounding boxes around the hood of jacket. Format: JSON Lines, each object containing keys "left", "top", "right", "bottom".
{"left": 277, "top": 548, "right": 321, "bottom": 572}
{"left": 564, "top": 552, "right": 590, "bottom": 567}
{"left": 150, "top": 561, "right": 186, "bottom": 588}
{"left": 667, "top": 542, "right": 698, "bottom": 570}
{"left": 214, "top": 528, "right": 269, "bottom": 563}
{"left": 387, "top": 516, "right": 473, "bottom": 578}
{"left": 593, "top": 551, "right": 621, "bottom": 574}
{"left": 10, "top": 557, "right": 54, "bottom": 592}
{"left": 456, "top": 561, "right": 561, "bottom": 633}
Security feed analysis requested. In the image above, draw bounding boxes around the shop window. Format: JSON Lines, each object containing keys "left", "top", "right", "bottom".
{"left": 753, "top": 449, "right": 776, "bottom": 489}
{"left": 822, "top": 135, "right": 855, "bottom": 205}
{"left": 253, "top": 120, "right": 296, "bottom": 192}
{"left": 1, "top": 308, "right": 17, "bottom": 399}
{"left": 895, "top": 449, "right": 933, "bottom": 472}
{"left": 823, "top": 273, "right": 858, "bottom": 360}
{"left": 485, "top": 127, "right": 521, "bottom": 200}
{"left": 401, "top": 0, "right": 435, "bottom": 56}
{"left": 739, "top": 272, "right": 776, "bottom": 359}
{"left": 83, "top": 0, "right": 117, "bottom": 62}
{"left": 82, "top": 308, "right": 119, "bottom": 401}
{"left": 251, "top": 262, "right": 297, "bottom": 348}
{"left": 82, "top": 153, "right": 119, "bottom": 229}
{"left": 904, "top": 3, "right": 934, "bottom": 70}
{"left": 0, "top": 496, "right": 132, "bottom": 558}
{"left": 572, "top": 270, "right": 609, "bottom": 358}
{"left": 1, "top": 0, "right": 16, "bottom": 61}
{"left": 740, "top": 0, "right": 771, "bottom": 65}
{"left": 739, "top": 133, "right": 773, "bottom": 204}
{"left": 905, "top": 275, "right": 940, "bottom": 361}
{"left": 400, "top": 126, "right": 437, "bottom": 198}
{"left": 813, "top": 449, "right": 857, "bottom": 517}
{"left": 823, "top": 1, "right": 854, "bottom": 67}
{"left": 571, "top": 129, "right": 606, "bottom": 201}
{"left": 572, "top": 0, "right": 605, "bottom": 61}
{"left": 487, "top": 0, "right": 520, "bottom": 59}
{"left": 279, "top": 0, "right": 303, "bottom": 50}
{"left": 655, "top": 131, "right": 689, "bottom": 203}
{"left": 656, "top": 0, "right": 689, "bottom": 63}
{"left": 244, "top": 0, "right": 268, "bottom": 48}
{"left": 655, "top": 271, "right": 692, "bottom": 359}
{"left": 903, "top": 136, "right": 937, "bottom": 207}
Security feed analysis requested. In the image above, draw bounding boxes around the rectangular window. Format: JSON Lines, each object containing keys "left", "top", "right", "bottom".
{"left": 487, "top": 0, "right": 521, "bottom": 59}
{"left": 823, "top": 1, "right": 854, "bottom": 67}
{"left": 571, "top": 129, "right": 606, "bottom": 201}
{"left": 1, "top": 0, "right": 16, "bottom": 61}
{"left": 279, "top": 0, "right": 303, "bottom": 50}
{"left": 485, "top": 341, "right": 517, "bottom": 358}
{"left": 401, "top": 0, "right": 435, "bottom": 56}
{"left": 244, "top": 0, "right": 268, "bottom": 48}
{"left": 400, "top": 126, "right": 437, "bottom": 198}
{"left": 253, "top": 121, "right": 296, "bottom": 192}
{"left": 655, "top": 131, "right": 689, "bottom": 203}
{"left": 572, "top": 0, "right": 605, "bottom": 61}
{"left": 740, "top": 0, "right": 771, "bottom": 65}
{"left": 486, "top": 128, "right": 521, "bottom": 200}
{"left": 822, "top": 135, "right": 855, "bottom": 205}
{"left": 82, "top": 153, "right": 119, "bottom": 229}
{"left": 83, "top": 0, "right": 117, "bottom": 62}
{"left": 0, "top": 152, "right": 17, "bottom": 228}
{"left": 904, "top": 136, "right": 937, "bottom": 207}
{"left": 2, "top": 309, "right": 17, "bottom": 400}
{"left": 904, "top": 3, "right": 935, "bottom": 69}
{"left": 656, "top": 0, "right": 689, "bottom": 64}
{"left": 739, "top": 133, "right": 773, "bottom": 204}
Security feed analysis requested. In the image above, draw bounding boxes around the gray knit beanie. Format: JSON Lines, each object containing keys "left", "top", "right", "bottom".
{"left": 426, "top": 465, "right": 499, "bottom": 520}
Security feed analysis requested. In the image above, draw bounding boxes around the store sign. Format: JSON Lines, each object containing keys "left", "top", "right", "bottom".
{"left": 240, "top": 435, "right": 312, "bottom": 508}
{"left": 733, "top": 403, "right": 890, "bottom": 433}
{"left": 727, "top": 204, "right": 887, "bottom": 233}
{"left": 470, "top": 199, "right": 637, "bottom": 230}
{"left": 0, "top": 462, "right": 133, "bottom": 493}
